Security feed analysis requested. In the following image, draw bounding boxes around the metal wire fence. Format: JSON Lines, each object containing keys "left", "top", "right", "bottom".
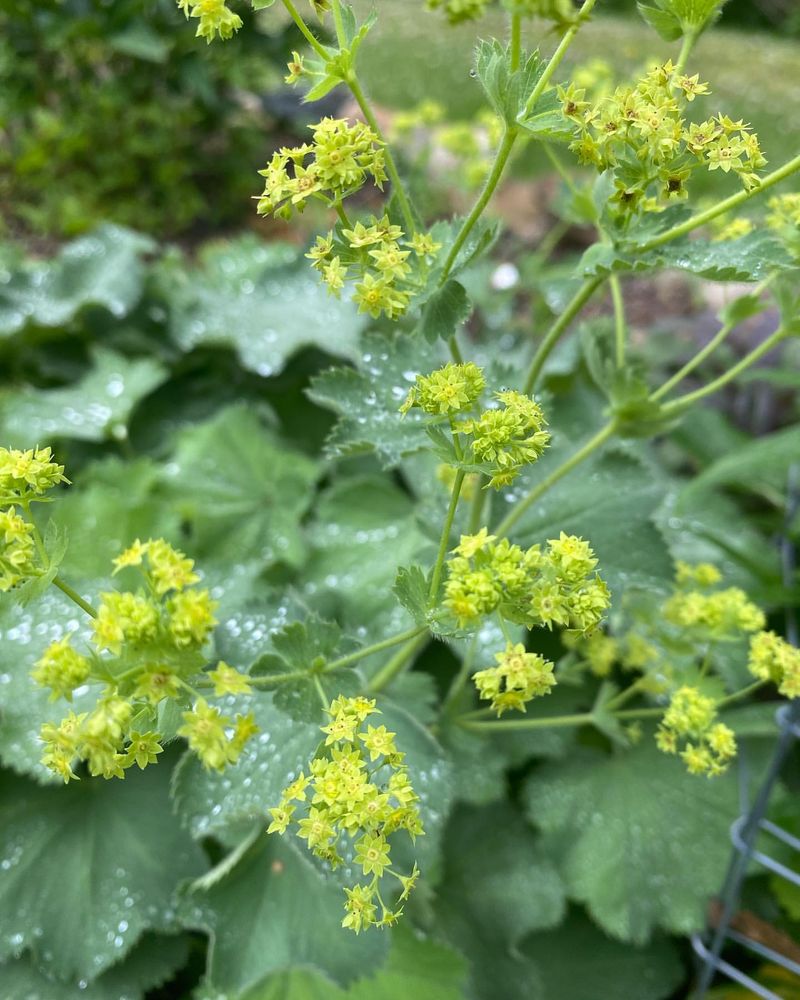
{"left": 692, "top": 474, "right": 800, "bottom": 998}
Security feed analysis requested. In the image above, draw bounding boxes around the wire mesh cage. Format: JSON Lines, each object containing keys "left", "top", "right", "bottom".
{"left": 692, "top": 477, "right": 800, "bottom": 999}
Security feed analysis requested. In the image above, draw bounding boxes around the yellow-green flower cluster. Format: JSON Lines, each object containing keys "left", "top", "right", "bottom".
{"left": 460, "top": 390, "right": 551, "bottom": 488}
{"left": 444, "top": 528, "right": 610, "bottom": 635}
{"left": 426, "top": 0, "right": 489, "bottom": 23}
{"left": 176, "top": 0, "right": 242, "bottom": 42}
{"left": 36, "top": 539, "right": 257, "bottom": 781}
{"left": 0, "top": 507, "right": 38, "bottom": 593}
{"left": 256, "top": 119, "right": 386, "bottom": 221}
{"left": 0, "top": 446, "right": 67, "bottom": 505}
{"left": 766, "top": 193, "right": 800, "bottom": 257}
{"left": 268, "top": 696, "right": 422, "bottom": 933}
{"left": 178, "top": 696, "right": 257, "bottom": 771}
{"left": 473, "top": 641, "right": 556, "bottom": 715}
{"left": 561, "top": 61, "right": 766, "bottom": 215}
{"left": 307, "top": 216, "right": 442, "bottom": 320}
{"left": 426, "top": 0, "right": 574, "bottom": 23}
{"left": 401, "top": 362, "right": 486, "bottom": 416}
{"left": 748, "top": 631, "right": 800, "bottom": 699}
{"left": 656, "top": 685, "right": 737, "bottom": 777}
{"left": 663, "top": 586, "right": 765, "bottom": 638}
{"left": 0, "top": 446, "right": 67, "bottom": 591}
{"left": 563, "top": 629, "right": 619, "bottom": 677}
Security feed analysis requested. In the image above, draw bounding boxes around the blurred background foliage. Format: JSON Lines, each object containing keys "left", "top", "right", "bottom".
{"left": 1, "top": 0, "right": 799, "bottom": 242}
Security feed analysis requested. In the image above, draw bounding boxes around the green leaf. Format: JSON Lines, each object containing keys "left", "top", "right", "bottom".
{"left": 636, "top": 3, "right": 682, "bottom": 39}
{"left": 171, "top": 691, "right": 322, "bottom": 841}
{"left": 49, "top": 457, "right": 181, "bottom": 580}
{"left": 393, "top": 566, "right": 430, "bottom": 626}
{"left": 108, "top": 24, "right": 171, "bottom": 62}
{"left": 0, "top": 584, "right": 102, "bottom": 782}
{"left": 303, "top": 476, "right": 429, "bottom": 635}
{"left": 252, "top": 617, "right": 362, "bottom": 723}
{"left": 181, "top": 837, "right": 388, "bottom": 995}
{"left": 0, "top": 933, "right": 190, "bottom": 1000}
{"left": 474, "top": 41, "right": 544, "bottom": 125}
{"left": 434, "top": 803, "right": 564, "bottom": 1000}
{"left": 163, "top": 237, "right": 364, "bottom": 378}
{"left": 518, "top": 91, "right": 575, "bottom": 143}
{"left": 0, "top": 226, "right": 153, "bottom": 339}
{"left": 582, "top": 231, "right": 795, "bottom": 283}
{"left": 0, "top": 348, "right": 166, "bottom": 447}
{"left": 657, "top": 487, "right": 782, "bottom": 605}
{"left": 416, "top": 279, "right": 471, "bottom": 345}
{"left": 0, "top": 761, "right": 206, "bottom": 980}
{"left": 160, "top": 404, "right": 318, "bottom": 567}
{"left": 523, "top": 739, "right": 742, "bottom": 943}
{"left": 522, "top": 909, "right": 684, "bottom": 1000}
{"left": 241, "top": 925, "right": 469, "bottom": 1000}
{"left": 682, "top": 424, "right": 800, "bottom": 501}
{"left": 508, "top": 448, "right": 674, "bottom": 597}
{"left": 307, "top": 331, "right": 441, "bottom": 468}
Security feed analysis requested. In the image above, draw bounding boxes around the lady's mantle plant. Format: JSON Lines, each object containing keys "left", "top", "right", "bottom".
{"left": 3, "top": 0, "right": 800, "bottom": 972}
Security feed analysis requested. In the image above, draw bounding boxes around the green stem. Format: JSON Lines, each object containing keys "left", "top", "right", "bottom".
{"left": 459, "top": 711, "right": 595, "bottom": 733}
{"left": 346, "top": 73, "right": 415, "bottom": 233}
{"left": 241, "top": 671, "right": 307, "bottom": 687}
{"left": 543, "top": 143, "right": 580, "bottom": 199}
{"left": 281, "top": 0, "right": 329, "bottom": 59}
{"left": 609, "top": 275, "right": 626, "bottom": 368}
{"left": 660, "top": 326, "right": 788, "bottom": 414}
{"left": 672, "top": 30, "right": 698, "bottom": 78}
{"left": 651, "top": 321, "right": 734, "bottom": 401}
{"left": 523, "top": 276, "right": 603, "bottom": 393}
{"left": 439, "top": 126, "right": 518, "bottom": 284}
{"left": 650, "top": 275, "right": 774, "bottom": 401}
{"left": 510, "top": 12, "right": 522, "bottom": 70}
{"left": 324, "top": 626, "right": 427, "bottom": 672}
{"left": 467, "top": 476, "right": 489, "bottom": 534}
{"left": 448, "top": 334, "right": 464, "bottom": 364}
{"left": 429, "top": 469, "right": 466, "bottom": 599}
{"left": 638, "top": 153, "right": 800, "bottom": 253}
{"left": 443, "top": 634, "right": 480, "bottom": 709}
{"left": 613, "top": 707, "right": 664, "bottom": 720}
{"left": 367, "top": 632, "right": 430, "bottom": 693}
{"left": 335, "top": 199, "right": 352, "bottom": 228}
{"left": 717, "top": 678, "right": 767, "bottom": 709}
{"left": 520, "top": 0, "right": 599, "bottom": 119}
{"left": 331, "top": 0, "right": 347, "bottom": 47}
{"left": 313, "top": 674, "right": 329, "bottom": 709}
{"left": 52, "top": 576, "right": 98, "bottom": 619}
{"left": 602, "top": 677, "right": 646, "bottom": 712}
{"left": 496, "top": 419, "right": 617, "bottom": 536}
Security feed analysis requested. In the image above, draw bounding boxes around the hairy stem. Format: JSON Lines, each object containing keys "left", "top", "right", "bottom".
{"left": 495, "top": 419, "right": 617, "bottom": 536}
{"left": 346, "top": 73, "right": 416, "bottom": 233}
{"left": 510, "top": 11, "right": 522, "bottom": 70}
{"left": 53, "top": 576, "right": 99, "bottom": 619}
{"left": 325, "top": 626, "right": 428, "bottom": 672}
{"left": 281, "top": 0, "right": 329, "bottom": 59}
{"left": 717, "top": 678, "right": 768, "bottom": 709}
{"left": 660, "top": 325, "right": 788, "bottom": 414}
{"left": 520, "top": 0, "right": 599, "bottom": 119}
{"left": 429, "top": 469, "right": 466, "bottom": 599}
{"left": 523, "top": 276, "right": 603, "bottom": 393}
{"left": 439, "top": 127, "right": 517, "bottom": 284}
{"left": 651, "top": 275, "right": 775, "bottom": 401}
{"left": 367, "top": 632, "right": 430, "bottom": 693}
{"left": 609, "top": 275, "right": 626, "bottom": 368}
